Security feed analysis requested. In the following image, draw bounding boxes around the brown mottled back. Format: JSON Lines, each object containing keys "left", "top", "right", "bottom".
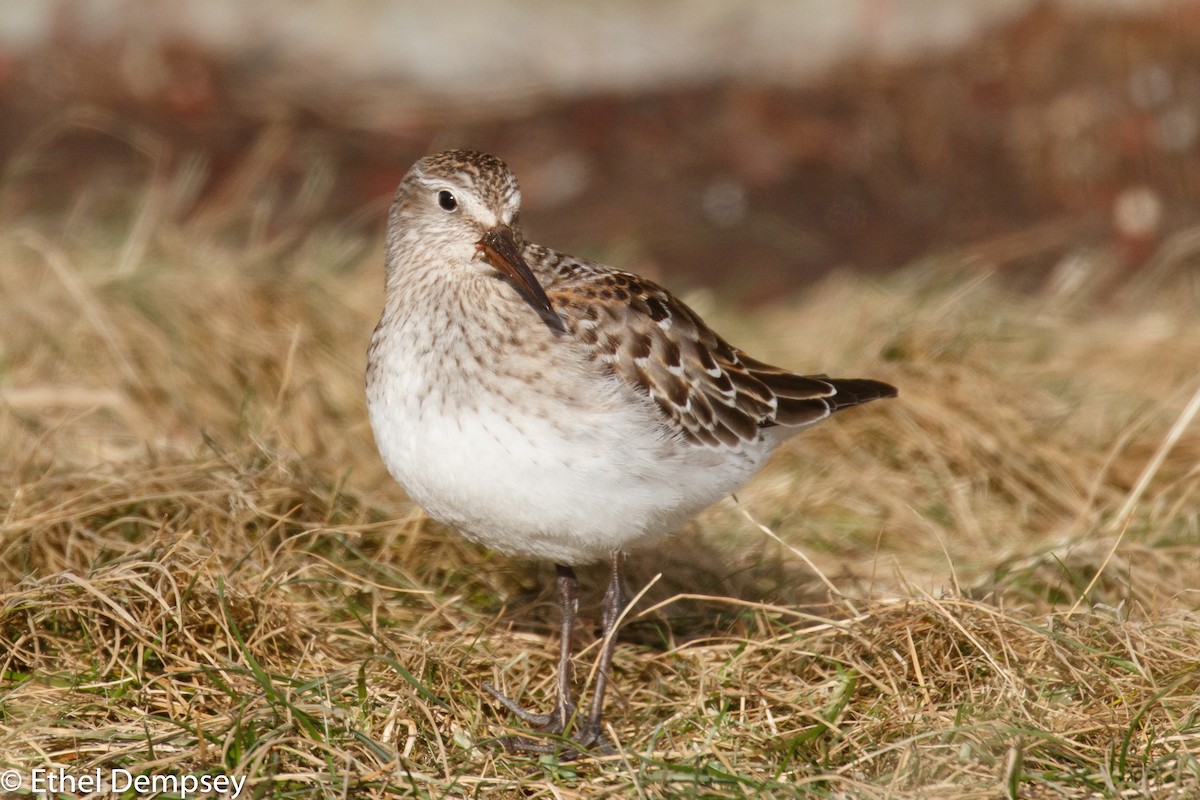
{"left": 524, "top": 243, "right": 896, "bottom": 448}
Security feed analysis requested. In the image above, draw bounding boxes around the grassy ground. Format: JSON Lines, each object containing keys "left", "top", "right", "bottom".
{"left": 2, "top": 179, "right": 1199, "bottom": 799}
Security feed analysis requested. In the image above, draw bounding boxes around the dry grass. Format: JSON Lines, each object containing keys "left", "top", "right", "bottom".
{"left": 2, "top": 165, "right": 1200, "bottom": 799}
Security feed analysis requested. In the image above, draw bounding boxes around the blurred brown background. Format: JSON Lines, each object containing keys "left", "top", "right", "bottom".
{"left": 3, "top": 0, "right": 1198, "bottom": 303}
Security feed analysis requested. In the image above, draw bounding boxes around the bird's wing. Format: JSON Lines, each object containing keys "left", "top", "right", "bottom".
{"left": 537, "top": 250, "right": 895, "bottom": 448}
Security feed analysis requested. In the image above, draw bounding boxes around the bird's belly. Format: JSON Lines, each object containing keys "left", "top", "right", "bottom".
{"left": 367, "top": 379, "right": 765, "bottom": 564}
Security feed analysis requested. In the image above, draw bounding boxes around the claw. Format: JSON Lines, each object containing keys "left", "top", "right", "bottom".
{"left": 481, "top": 682, "right": 614, "bottom": 757}
{"left": 482, "top": 681, "right": 556, "bottom": 727}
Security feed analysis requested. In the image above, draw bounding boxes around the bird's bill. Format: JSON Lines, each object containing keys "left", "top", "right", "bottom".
{"left": 477, "top": 226, "right": 566, "bottom": 333}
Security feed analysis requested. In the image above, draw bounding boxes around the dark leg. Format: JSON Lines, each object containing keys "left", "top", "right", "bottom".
{"left": 552, "top": 564, "right": 578, "bottom": 729}
{"left": 483, "top": 564, "right": 580, "bottom": 744}
{"left": 581, "top": 550, "right": 627, "bottom": 742}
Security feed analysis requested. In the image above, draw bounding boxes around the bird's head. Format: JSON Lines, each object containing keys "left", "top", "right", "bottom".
{"left": 386, "top": 149, "right": 564, "bottom": 332}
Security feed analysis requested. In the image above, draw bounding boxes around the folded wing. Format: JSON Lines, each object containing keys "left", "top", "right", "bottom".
{"left": 546, "top": 259, "right": 897, "bottom": 448}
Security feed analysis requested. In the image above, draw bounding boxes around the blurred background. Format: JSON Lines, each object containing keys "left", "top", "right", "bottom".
{"left": 4, "top": 0, "right": 1198, "bottom": 301}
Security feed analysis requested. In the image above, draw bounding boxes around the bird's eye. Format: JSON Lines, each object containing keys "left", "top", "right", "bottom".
{"left": 437, "top": 190, "right": 458, "bottom": 211}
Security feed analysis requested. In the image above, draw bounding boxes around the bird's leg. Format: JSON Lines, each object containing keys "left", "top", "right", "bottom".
{"left": 578, "top": 549, "right": 627, "bottom": 745}
{"left": 484, "top": 556, "right": 627, "bottom": 756}
{"left": 552, "top": 563, "right": 579, "bottom": 729}
{"left": 484, "top": 564, "right": 581, "bottom": 749}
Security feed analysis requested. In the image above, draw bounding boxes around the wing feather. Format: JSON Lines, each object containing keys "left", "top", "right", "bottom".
{"left": 532, "top": 247, "right": 896, "bottom": 447}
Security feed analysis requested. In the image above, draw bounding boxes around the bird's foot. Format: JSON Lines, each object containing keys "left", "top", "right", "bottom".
{"left": 482, "top": 682, "right": 613, "bottom": 757}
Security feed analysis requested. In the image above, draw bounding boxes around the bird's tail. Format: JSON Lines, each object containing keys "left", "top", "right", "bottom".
{"left": 818, "top": 377, "right": 898, "bottom": 411}
{"left": 746, "top": 361, "right": 897, "bottom": 428}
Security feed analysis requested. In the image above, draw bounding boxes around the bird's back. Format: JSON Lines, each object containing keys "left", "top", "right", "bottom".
{"left": 522, "top": 242, "right": 897, "bottom": 450}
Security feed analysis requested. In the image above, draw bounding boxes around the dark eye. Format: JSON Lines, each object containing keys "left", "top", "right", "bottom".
{"left": 437, "top": 190, "right": 457, "bottom": 211}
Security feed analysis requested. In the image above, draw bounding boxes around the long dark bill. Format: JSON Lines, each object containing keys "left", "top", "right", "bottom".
{"left": 477, "top": 226, "right": 567, "bottom": 333}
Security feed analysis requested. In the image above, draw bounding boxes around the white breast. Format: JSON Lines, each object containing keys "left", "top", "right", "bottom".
{"left": 366, "top": 309, "right": 769, "bottom": 564}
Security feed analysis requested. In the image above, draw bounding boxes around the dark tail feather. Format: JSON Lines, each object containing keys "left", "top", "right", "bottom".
{"left": 767, "top": 375, "right": 896, "bottom": 427}
{"left": 820, "top": 377, "right": 898, "bottom": 411}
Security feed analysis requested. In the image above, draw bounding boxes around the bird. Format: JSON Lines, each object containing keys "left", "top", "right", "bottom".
{"left": 365, "top": 149, "right": 897, "bottom": 755}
